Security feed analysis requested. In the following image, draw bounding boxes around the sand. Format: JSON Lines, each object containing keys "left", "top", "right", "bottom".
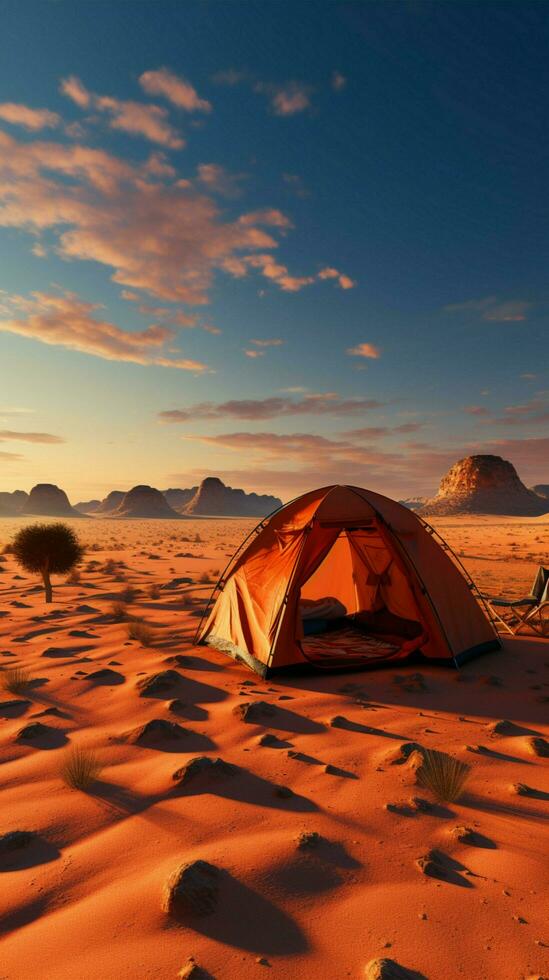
{"left": 0, "top": 514, "right": 548, "bottom": 980}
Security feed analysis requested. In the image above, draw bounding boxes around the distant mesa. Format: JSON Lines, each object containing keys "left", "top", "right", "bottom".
{"left": 178, "top": 477, "right": 282, "bottom": 517}
{"left": 74, "top": 499, "right": 101, "bottom": 514}
{"left": 94, "top": 490, "right": 126, "bottom": 514}
{"left": 163, "top": 487, "right": 197, "bottom": 510}
{"left": 532, "top": 484, "right": 549, "bottom": 500}
{"left": 0, "top": 490, "right": 28, "bottom": 516}
{"left": 420, "top": 455, "right": 549, "bottom": 517}
{"left": 22, "top": 484, "right": 83, "bottom": 518}
{"left": 110, "top": 485, "right": 182, "bottom": 519}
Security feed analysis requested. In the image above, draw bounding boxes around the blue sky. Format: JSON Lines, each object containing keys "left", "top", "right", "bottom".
{"left": 0, "top": 0, "right": 547, "bottom": 503}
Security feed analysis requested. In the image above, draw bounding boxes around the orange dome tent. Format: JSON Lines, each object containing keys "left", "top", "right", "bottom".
{"left": 195, "top": 485, "right": 500, "bottom": 676}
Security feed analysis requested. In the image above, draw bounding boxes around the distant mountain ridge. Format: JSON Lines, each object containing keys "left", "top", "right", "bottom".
{"left": 178, "top": 477, "right": 282, "bottom": 517}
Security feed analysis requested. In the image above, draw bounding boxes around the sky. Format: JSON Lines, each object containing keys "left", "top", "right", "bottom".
{"left": 0, "top": 0, "right": 547, "bottom": 505}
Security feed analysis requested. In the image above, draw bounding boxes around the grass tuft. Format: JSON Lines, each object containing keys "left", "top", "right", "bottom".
{"left": 416, "top": 748, "right": 471, "bottom": 802}
{"left": 61, "top": 747, "right": 102, "bottom": 790}
{"left": 1, "top": 667, "right": 33, "bottom": 695}
{"left": 127, "top": 620, "right": 155, "bottom": 646}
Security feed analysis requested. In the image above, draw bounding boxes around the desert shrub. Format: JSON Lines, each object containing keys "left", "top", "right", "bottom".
{"left": 66, "top": 567, "right": 81, "bottom": 585}
{"left": 61, "top": 747, "right": 102, "bottom": 790}
{"left": 103, "top": 558, "right": 117, "bottom": 575}
{"left": 110, "top": 600, "right": 128, "bottom": 622}
{"left": 127, "top": 620, "right": 155, "bottom": 646}
{"left": 11, "top": 523, "right": 84, "bottom": 603}
{"left": 211, "top": 568, "right": 221, "bottom": 578}
{"left": 198, "top": 571, "right": 211, "bottom": 585}
{"left": 119, "top": 586, "right": 137, "bottom": 603}
{"left": 148, "top": 584, "right": 161, "bottom": 600}
{"left": 416, "top": 749, "right": 471, "bottom": 802}
{"left": 1, "top": 667, "right": 32, "bottom": 695}
{"left": 2, "top": 543, "right": 14, "bottom": 554}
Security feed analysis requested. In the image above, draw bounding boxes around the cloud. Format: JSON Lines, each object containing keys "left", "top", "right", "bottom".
{"left": 60, "top": 75, "right": 91, "bottom": 108}
{"left": 0, "top": 290, "right": 209, "bottom": 372}
{"left": 444, "top": 296, "right": 532, "bottom": 322}
{"left": 249, "top": 338, "right": 283, "bottom": 347}
{"left": 196, "top": 163, "right": 245, "bottom": 197}
{"left": 0, "top": 430, "right": 64, "bottom": 444}
{"left": 318, "top": 266, "right": 356, "bottom": 289}
{"left": 346, "top": 342, "right": 381, "bottom": 359}
{"left": 139, "top": 68, "right": 212, "bottom": 112}
{"left": 282, "top": 173, "right": 309, "bottom": 198}
{"left": 60, "top": 75, "right": 184, "bottom": 148}
{"left": 0, "top": 129, "right": 305, "bottom": 304}
{"left": 331, "top": 71, "right": 347, "bottom": 92}
{"left": 0, "top": 450, "right": 22, "bottom": 462}
{"left": 158, "top": 393, "right": 384, "bottom": 423}
{"left": 211, "top": 69, "right": 249, "bottom": 87}
{"left": 464, "top": 405, "right": 490, "bottom": 416}
{"left": 255, "top": 81, "right": 312, "bottom": 116}
{"left": 244, "top": 349, "right": 264, "bottom": 358}
{"left": 343, "top": 422, "right": 423, "bottom": 439}
{"left": 0, "top": 103, "right": 61, "bottom": 131}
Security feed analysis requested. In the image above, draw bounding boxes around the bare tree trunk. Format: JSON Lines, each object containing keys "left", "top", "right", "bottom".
{"left": 42, "top": 566, "right": 52, "bottom": 603}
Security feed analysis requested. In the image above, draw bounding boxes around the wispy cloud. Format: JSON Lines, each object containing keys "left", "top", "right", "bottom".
{"left": 139, "top": 68, "right": 212, "bottom": 112}
{"left": 346, "top": 342, "right": 381, "bottom": 359}
{"left": 331, "top": 71, "right": 347, "bottom": 92}
{"left": 196, "top": 163, "right": 245, "bottom": 197}
{"left": 444, "top": 296, "right": 533, "bottom": 322}
{"left": 0, "top": 430, "right": 64, "bottom": 444}
{"left": 249, "top": 338, "right": 284, "bottom": 348}
{"left": 0, "top": 450, "right": 22, "bottom": 462}
{"left": 256, "top": 82, "right": 312, "bottom": 116}
{"left": 60, "top": 75, "right": 184, "bottom": 148}
{"left": 158, "top": 393, "right": 383, "bottom": 423}
{"left": 0, "top": 291, "right": 209, "bottom": 372}
{"left": 0, "top": 103, "right": 61, "bottom": 131}
{"left": 318, "top": 266, "right": 355, "bottom": 289}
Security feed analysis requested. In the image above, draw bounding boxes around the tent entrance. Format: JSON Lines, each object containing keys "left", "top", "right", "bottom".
{"left": 296, "top": 527, "right": 427, "bottom": 668}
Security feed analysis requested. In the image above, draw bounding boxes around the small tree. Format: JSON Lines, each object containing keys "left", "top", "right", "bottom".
{"left": 12, "top": 523, "right": 84, "bottom": 603}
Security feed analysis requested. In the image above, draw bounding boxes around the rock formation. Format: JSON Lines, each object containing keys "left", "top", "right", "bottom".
{"left": 94, "top": 490, "right": 125, "bottom": 514}
{"left": 110, "top": 485, "right": 181, "bottom": 519}
{"left": 23, "top": 484, "right": 82, "bottom": 517}
{"left": 163, "top": 487, "right": 197, "bottom": 510}
{"left": 420, "top": 455, "right": 548, "bottom": 517}
{"left": 398, "top": 497, "right": 428, "bottom": 512}
{"left": 182, "top": 477, "right": 281, "bottom": 517}
{"left": 0, "top": 490, "right": 28, "bottom": 516}
{"left": 74, "top": 499, "right": 101, "bottom": 514}
{"left": 532, "top": 484, "right": 549, "bottom": 500}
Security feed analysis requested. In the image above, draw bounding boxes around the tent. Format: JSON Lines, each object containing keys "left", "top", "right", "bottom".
{"left": 195, "top": 485, "right": 500, "bottom": 676}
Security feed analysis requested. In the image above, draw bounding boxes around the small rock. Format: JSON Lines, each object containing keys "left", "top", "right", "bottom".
{"left": 296, "top": 831, "right": 321, "bottom": 850}
{"left": 526, "top": 736, "right": 549, "bottom": 757}
{"left": 385, "top": 742, "right": 424, "bottom": 766}
{"left": 122, "top": 719, "right": 188, "bottom": 744}
{"left": 450, "top": 826, "right": 490, "bottom": 847}
{"left": 138, "top": 670, "right": 182, "bottom": 696}
{"left": 233, "top": 700, "right": 276, "bottom": 722}
{"left": 364, "top": 958, "right": 423, "bottom": 979}
{"left": 163, "top": 860, "right": 220, "bottom": 917}
{"left": 257, "top": 733, "right": 288, "bottom": 748}
{"left": 177, "top": 957, "right": 210, "bottom": 979}
{"left": 172, "top": 756, "right": 235, "bottom": 787}
{"left": 487, "top": 719, "right": 521, "bottom": 736}
{"left": 16, "top": 722, "right": 52, "bottom": 742}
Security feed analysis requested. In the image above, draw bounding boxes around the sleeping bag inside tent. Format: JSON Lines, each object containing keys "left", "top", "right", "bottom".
{"left": 195, "top": 485, "right": 500, "bottom": 676}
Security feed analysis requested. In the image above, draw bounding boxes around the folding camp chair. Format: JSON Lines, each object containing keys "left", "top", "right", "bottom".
{"left": 483, "top": 566, "right": 549, "bottom": 637}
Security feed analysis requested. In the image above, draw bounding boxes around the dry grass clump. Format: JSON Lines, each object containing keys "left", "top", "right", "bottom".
{"left": 1, "top": 667, "right": 33, "bottom": 695}
{"left": 127, "top": 619, "right": 155, "bottom": 646}
{"left": 416, "top": 748, "right": 471, "bottom": 802}
{"left": 198, "top": 571, "right": 212, "bottom": 585}
{"left": 66, "top": 567, "right": 81, "bottom": 584}
{"left": 110, "top": 600, "right": 129, "bottom": 622}
{"left": 148, "top": 583, "right": 161, "bottom": 600}
{"left": 61, "top": 747, "right": 102, "bottom": 790}
{"left": 119, "top": 586, "right": 137, "bottom": 603}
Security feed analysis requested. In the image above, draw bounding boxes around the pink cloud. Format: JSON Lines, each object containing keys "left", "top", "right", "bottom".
{"left": 258, "top": 82, "right": 312, "bottom": 116}
{"left": 444, "top": 296, "right": 532, "bottom": 322}
{"left": 139, "top": 68, "right": 212, "bottom": 112}
{"left": 0, "top": 430, "right": 64, "bottom": 444}
{"left": 158, "top": 393, "right": 383, "bottom": 423}
{"left": 60, "top": 75, "right": 91, "bottom": 108}
{"left": 318, "top": 267, "right": 356, "bottom": 289}
{"left": 60, "top": 75, "right": 184, "bottom": 148}
{"left": 196, "top": 163, "right": 245, "bottom": 197}
{"left": 346, "top": 342, "right": 381, "bottom": 359}
{"left": 249, "top": 338, "right": 283, "bottom": 347}
{"left": 0, "top": 291, "right": 209, "bottom": 372}
{"left": 331, "top": 71, "right": 347, "bottom": 92}
{"left": 244, "top": 349, "right": 265, "bottom": 358}
{"left": 0, "top": 103, "right": 60, "bottom": 131}
{"left": 464, "top": 405, "right": 490, "bottom": 416}
{"left": 0, "top": 450, "right": 22, "bottom": 462}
